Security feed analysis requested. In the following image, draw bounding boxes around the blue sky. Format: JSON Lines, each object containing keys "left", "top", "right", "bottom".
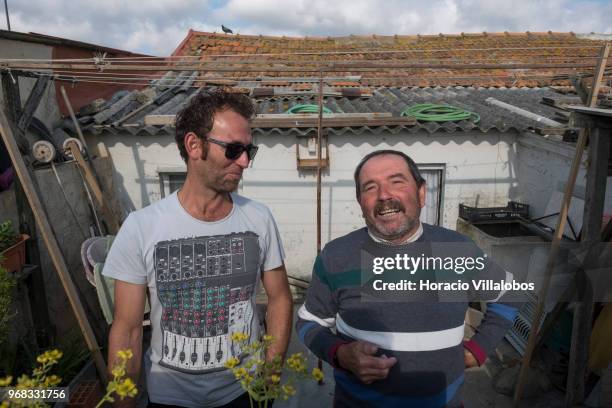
{"left": 2, "top": 0, "right": 611, "bottom": 56}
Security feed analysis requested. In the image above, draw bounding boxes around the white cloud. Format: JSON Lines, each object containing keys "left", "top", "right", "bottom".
{"left": 0, "top": 0, "right": 610, "bottom": 55}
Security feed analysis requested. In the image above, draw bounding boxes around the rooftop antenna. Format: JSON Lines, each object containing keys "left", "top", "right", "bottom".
{"left": 4, "top": 0, "right": 10, "bottom": 31}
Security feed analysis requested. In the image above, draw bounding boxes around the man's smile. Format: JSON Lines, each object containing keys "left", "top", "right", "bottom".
{"left": 374, "top": 201, "right": 405, "bottom": 218}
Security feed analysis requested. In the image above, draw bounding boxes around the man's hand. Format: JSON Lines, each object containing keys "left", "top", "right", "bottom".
{"left": 464, "top": 348, "right": 479, "bottom": 368}
{"left": 336, "top": 341, "right": 397, "bottom": 384}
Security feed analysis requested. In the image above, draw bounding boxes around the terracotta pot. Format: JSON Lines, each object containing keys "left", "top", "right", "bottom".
{"left": 0, "top": 234, "right": 29, "bottom": 273}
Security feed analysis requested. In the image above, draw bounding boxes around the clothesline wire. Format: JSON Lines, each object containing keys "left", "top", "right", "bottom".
{"left": 0, "top": 44, "right": 605, "bottom": 63}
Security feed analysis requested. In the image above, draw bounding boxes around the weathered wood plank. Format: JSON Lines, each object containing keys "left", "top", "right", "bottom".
{"left": 17, "top": 74, "right": 50, "bottom": 132}
{"left": 0, "top": 108, "right": 108, "bottom": 383}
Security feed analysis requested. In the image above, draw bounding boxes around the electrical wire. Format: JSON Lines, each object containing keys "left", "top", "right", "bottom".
{"left": 401, "top": 104, "right": 480, "bottom": 123}
{"left": 0, "top": 45, "right": 604, "bottom": 63}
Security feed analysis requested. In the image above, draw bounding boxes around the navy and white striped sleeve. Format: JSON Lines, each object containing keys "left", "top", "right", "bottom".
{"left": 295, "top": 253, "right": 347, "bottom": 366}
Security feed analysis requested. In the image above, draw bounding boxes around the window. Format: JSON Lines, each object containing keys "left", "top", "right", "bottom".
{"left": 418, "top": 165, "right": 445, "bottom": 226}
{"left": 159, "top": 171, "right": 186, "bottom": 198}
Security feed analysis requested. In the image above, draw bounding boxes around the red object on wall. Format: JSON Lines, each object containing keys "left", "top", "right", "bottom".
{"left": 52, "top": 44, "right": 149, "bottom": 116}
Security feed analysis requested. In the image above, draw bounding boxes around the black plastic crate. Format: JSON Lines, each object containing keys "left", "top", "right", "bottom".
{"left": 459, "top": 201, "right": 529, "bottom": 223}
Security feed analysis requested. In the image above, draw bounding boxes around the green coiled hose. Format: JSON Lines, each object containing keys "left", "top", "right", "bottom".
{"left": 285, "top": 104, "right": 333, "bottom": 114}
{"left": 401, "top": 104, "right": 480, "bottom": 123}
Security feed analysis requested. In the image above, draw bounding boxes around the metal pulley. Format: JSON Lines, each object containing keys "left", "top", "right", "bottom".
{"left": 32, "top": 140, "right": 57, "bottom": 163}
{"left": 62, "top": 137, "right": 84, "bottom": 158}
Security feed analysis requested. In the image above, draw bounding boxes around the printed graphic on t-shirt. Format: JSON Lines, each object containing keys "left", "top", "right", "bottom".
{"left": 154, "top": 232, "right": 259, "bottom": 373}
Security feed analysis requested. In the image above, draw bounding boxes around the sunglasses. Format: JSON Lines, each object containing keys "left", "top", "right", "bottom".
{"left": 204, "top": 136, "right": 259, "bottom": 161}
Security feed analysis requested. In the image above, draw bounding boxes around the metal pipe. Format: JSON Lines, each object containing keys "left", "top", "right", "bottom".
{"left": 485, "top": 97, "right": 564, "bottom": 128}
{"left": 316, "top": 74, "right": 323, "bottom": 255}
{"left": 316, "top": 73, "right": 324, "bottom": 382}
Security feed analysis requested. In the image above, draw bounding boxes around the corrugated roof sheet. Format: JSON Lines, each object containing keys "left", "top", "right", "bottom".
{"left": 81, "top": 78, "right": 572, "bottom": 137}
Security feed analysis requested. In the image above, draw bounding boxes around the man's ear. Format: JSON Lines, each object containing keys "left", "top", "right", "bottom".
{"left": 184, "top": 132, "right": 206, "bottom": 160}
{"left": 418, "top": 183, "right": 427, "bottom": 208}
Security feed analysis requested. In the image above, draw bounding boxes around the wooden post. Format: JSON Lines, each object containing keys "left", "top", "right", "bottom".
{"left": 566, "top": 123, "right": 610, "bottom": 405}
{"left": 1, "top": 72, "right": 28, "bottom": 154}
{"left": 512, "top": 130, "right": 588, "bottom": 407}
{"left": 0, "top": 108, "right": 108, "bottom": 383}
{"left": 512, "top": 43, "right": 609, "bottom": 407}
{"left": 66, "top": 140, "right": 120, "bottom": 234}
{"left": 60, "top": 86, "right": 88, "bottom": 149}
{"left": 2, "top": 70, "right": 53, "bottom": 346}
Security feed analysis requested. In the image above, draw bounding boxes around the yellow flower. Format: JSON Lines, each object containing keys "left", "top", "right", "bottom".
{"left": 270, "top": 374, "right": 281, "bottom": 383}
{"left": 115, "top": 378, "right": 137, "bottom": 399}
{"left": 224, "top": 357, "right": 240, "bottom": 369}
{"left": 312, "top": 367, "right": 324, "bottom": 382}
{"left": 37, "top": 349, "right": 63, "bottom": 364}
{"left": 286, "top": 353, "right": 307, "bottom": 373}
{"left": 282, "top": 384, "right": 295, "bottom": 396}
{"left": 233, "top": 367, "right": 248, "bottom": 380}
{"left": 44, "top": 375, "right": 62, "bottom": 387}
{"left": 0, "top": 376, "right": 12, "bottom": 387}
{"left": 262, "top": 335, "right": 273, "bottom": 342}
{"left": 112, "top": 366, "right": 126, "bottom": 378}
{"left": 231, "top": 332, "right": 248, "bottom": 342}
{"left": 16, "top": 375, "right": 36, "bottom": 388}
{"left": 117, "top": 349, "right": 133, "bottom": 361}
{"left": 244, "top": 375, "right": 254, "bottom": 384}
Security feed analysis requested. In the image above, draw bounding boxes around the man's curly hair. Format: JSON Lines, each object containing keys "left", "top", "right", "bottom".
{"left": 175, "top": 88, "right": 255, "bottom": 162}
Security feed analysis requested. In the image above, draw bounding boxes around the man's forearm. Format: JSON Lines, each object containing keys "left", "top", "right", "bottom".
{"left": 265, "top": 294, "right": 293, "bottom": 361}
{"left": 108, "top": 322, "right": 143, "bottom": 386}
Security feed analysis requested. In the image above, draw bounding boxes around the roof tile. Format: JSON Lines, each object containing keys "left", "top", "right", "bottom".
{"left": 172, "top": 31, "right": 605, "bottom": 87}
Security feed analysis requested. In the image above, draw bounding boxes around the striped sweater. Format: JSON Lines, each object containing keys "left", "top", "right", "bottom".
{"left": 296, "top": 224, "right": 519, "bottom": 407}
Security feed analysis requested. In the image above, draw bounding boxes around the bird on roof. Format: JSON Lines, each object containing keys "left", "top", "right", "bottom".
{"left": 221, "top": 25, "right": 233, "bottom": 34}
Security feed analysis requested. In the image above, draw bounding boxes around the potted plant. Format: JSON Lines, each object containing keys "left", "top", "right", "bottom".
{"left": 0, "top": 260, "right": 16, "bottom": 376}
{"left": 0, "top": 221, "right": 29, "bottom": 274}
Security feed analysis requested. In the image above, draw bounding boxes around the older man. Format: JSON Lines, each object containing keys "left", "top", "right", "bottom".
{"left": 104, "top": 89, "right": 292, "bottom": 407}
{"left": 296, "top": 150, "right": 519, "bottom": 407}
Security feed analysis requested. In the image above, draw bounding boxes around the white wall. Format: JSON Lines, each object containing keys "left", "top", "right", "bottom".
{"left": 88, "top": 129, "right": 519, "bottom": 279}
{"left": 515, "top": 132, "right": 612, "bottom": 236}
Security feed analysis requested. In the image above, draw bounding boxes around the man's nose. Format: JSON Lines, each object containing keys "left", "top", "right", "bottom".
{"left": 377, "top": 184, "right": 393, "bottom": 201}
{"left": 235, "top": 150, "right": 250, "bottom": 168}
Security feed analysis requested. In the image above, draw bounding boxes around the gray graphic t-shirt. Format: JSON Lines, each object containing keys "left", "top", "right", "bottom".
{"left": 103, "top": 192, "right": 285, "bottom": 407}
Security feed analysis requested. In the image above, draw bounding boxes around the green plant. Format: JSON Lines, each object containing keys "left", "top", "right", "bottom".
{"left": 52, "top": 332, "right": 90, "bottom": 386}
{"left": 225, "top": 333, "right": 324, "bottom": 408}
{"left": 0, "top": 349, "right": 137, "bottom": 407}
{"left": 0, "top": 259, "right": 16, "bottom": 351}
{"left": 0, "top": 222, "right": 19, "bottom": 253}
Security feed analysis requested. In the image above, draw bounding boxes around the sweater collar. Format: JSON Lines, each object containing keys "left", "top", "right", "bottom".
{"left": 367, "top": 222, "right": 424, "bottom": 245}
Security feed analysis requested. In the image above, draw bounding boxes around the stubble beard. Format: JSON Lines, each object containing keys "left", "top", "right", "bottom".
{"left": 365, "top": 214, "right": 419, "bottom": 242}
{"left": 364, "top": 198, "right": 421, "bottom": 242}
